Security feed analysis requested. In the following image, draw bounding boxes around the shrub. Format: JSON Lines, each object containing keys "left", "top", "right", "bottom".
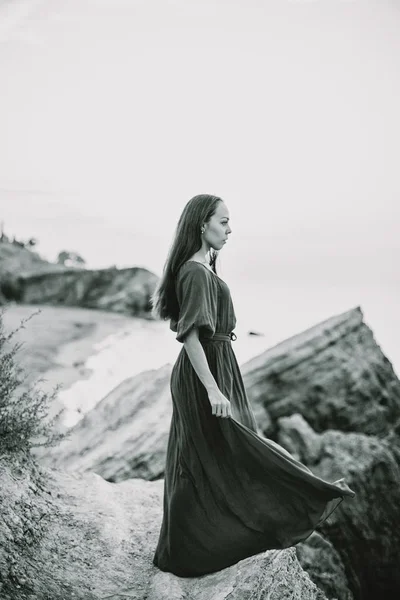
{"left": 0, "top": 308, "right": 70, "bottom": 457}
{"left": 0, "top": 309, "right": 75, "bottom": 600}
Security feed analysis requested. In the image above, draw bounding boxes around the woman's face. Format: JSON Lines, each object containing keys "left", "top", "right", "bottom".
{"left": 204, "top": 202, "right": 232, "bottom": 250}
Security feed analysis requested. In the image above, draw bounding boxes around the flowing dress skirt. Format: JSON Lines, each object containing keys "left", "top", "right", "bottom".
{"left": 152, "top": 337, "right": 355, "bottom": 577}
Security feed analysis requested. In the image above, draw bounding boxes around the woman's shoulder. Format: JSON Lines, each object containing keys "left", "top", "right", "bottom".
{"left": 176, "top": 261, "right": 215, "bottom": 288}
{"left": 178, "top": 260, "right": 211, "bottom": 277}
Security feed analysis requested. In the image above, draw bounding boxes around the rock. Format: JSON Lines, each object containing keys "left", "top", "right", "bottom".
{"left": 0, "top": 453, "right": 163, "bottom": 600}
{"left": 2, "top": 266, "right": 158, "bottom": 318}
{"left": 0, "top": 454, "right": 329, "bottom": 600}
{"left": 277, "top": 413, "right": 400, "bottom": 600}
{"left": 241, "top": 307, "right": 400, "bottom": 437}
{"left": 148, "top": 547, "right": 327, "bottom": 600}
{"left": 33, "top": 363, "right": 173, "bottom": 481}
{"left": 276, "top": 412, "right": 323, "bottom": 464}
{"left": 296, "top": 531, "right": 354, "bottom": 600}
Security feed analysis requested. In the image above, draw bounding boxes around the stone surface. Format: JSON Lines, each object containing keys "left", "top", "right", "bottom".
{"left": 33, "top": 363, "right": 173, "bottom": 482}
{"left": 148, "top": 547, "right": 327, "bottom": 600}
{"left": 0, "top": 454, "right": 328, "bottom": 600}
{"left": 277, "top": 413, "right": 400, "bottom": 600}
{"left": 241, "top": 307, "right": 400, "bottom": 437}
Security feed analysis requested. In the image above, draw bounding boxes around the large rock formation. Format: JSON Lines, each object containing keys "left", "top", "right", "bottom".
{"left": 148, "top": 547, "right": 327, "bottom": 600}
{"left": 0, "top": 454, "right": 329, "bottom": 600}
{"left": 277, "top": 414, "right": 400, "bottom": 600}
{"left": 2, "top": 266, "right": 158, "bottom": 318}
{"left": 241, "top": 307, "right": 400, "bottom": 437}
{"left": 33, "top": 363, "right": 173, "bottom": 481}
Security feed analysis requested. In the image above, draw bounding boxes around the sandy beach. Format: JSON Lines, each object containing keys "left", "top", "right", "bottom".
{"left": 1, "top": 303, "right": 146, "bottom": 394}
{"left": 1, "top": 302, "right": 273, "bottom": 428}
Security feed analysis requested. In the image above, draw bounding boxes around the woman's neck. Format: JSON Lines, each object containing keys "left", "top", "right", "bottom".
{"left": 190, "top": 253, "right": 209, "bottom": 264}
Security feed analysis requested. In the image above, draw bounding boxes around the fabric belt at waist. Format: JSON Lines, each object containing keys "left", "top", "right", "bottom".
{"left": 199, "top": 332, "right": 237, "bottom": 343}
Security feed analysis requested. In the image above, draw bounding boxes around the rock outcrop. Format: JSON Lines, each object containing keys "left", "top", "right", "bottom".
{"left": 296, "top": 531, "right": 354, "bottom": 600}
{"left": 33, "top": 363, "right": 173, "bottom": 481}
{"left": 148, "top": 547, "right": 327, "bottom": 600}
{"left": 2, "top": 266, "right": 158, "bottom": 318}
{"left": 277, "top": 414, "right": 400, "bottom": 600}
{"left": 0, "top": 454, "right": 329, "bottom": 600}
{"left": 241, "top": 307, "right": 400, "bottom": 437}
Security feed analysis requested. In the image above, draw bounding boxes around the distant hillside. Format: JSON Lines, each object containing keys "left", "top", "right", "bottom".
{"left": 0, "top": 239, "right": 66, "bottom": 278}
{"left": 0, "top": 238, "right": 158, "bottom": 318}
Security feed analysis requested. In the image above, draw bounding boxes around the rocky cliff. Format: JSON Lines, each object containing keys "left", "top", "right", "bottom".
{"left": 0, "top": 239, "right": 64, "bottom": 305}
{"left": 2, "top": 266, "right": 158, "bottom": 317}
{"left": 0, "top": 239, "right": 158, "bottom": 317}
{"left": 33, "top": 363, "right": 173, "bottom": 481}
{"left": 242, "top": 306, "right": 400, "bottom": 437}
{"left": 0, "top": 239, "right": 63, "bottom": 279}
{"left": 0, "top": 454, "right": 330, "bottom": 600}
{"left": 277, "top": 414, "right": 400, "bottom": 600}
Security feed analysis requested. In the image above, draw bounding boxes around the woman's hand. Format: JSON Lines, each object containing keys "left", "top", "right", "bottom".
{"left": 208, "top": 389, "right": 232, "bottom": 418}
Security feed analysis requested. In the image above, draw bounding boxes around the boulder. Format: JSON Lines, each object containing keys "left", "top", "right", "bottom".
{"left": 296, "top": 531, "right": 354, "bottom": 600}
{"left": 277, "top": 413, "right": 400, "bottom": 600}
{"left": 33, "top": 363, "right": 173, "bottom": 481}
{"left": 148, "top": 547, "right": 327, "bottom": 600}
{"left": 241, "top": 307, "right": 400, "bottom": 437}
{"left": 0, "top": 454, "right": 328, "bottom": 600}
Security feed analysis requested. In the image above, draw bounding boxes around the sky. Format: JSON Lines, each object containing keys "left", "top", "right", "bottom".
{"left": 0, "top": 0, "right": 399, "bottom": 368}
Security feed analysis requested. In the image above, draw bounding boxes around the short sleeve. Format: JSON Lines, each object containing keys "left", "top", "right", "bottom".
{"left": 172, "top": 263, "right": 217, "bottom": 343}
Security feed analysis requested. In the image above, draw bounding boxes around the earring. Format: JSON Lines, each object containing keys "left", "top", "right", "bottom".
{"left": 201, "top": 227, "right": 205, "bottom": 234}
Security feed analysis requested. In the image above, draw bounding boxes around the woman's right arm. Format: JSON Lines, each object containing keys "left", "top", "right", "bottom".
{"left": 183, "top": 327, "right": 232, "bottom": 419}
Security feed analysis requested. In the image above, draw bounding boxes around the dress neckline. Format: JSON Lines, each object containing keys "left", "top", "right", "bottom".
{"left": 184, "top": 260, "right": 225, "bottom": 282}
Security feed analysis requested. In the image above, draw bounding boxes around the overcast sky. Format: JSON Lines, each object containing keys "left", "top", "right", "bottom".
{"left": 0, "top": 0, "right": 399, "bottom": 287}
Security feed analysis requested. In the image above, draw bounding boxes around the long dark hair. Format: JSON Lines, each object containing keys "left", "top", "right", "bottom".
{"left": 151, "top": 194, "right": 223, "bottom": 322}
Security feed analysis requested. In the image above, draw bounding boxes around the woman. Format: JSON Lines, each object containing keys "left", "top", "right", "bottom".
{"left": 151, "top": 194, "right": 355, "bottom": 577}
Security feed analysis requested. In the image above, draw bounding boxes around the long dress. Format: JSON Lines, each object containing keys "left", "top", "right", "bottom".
{"left": 152, "top": 260, "right": 355, "bottom": 577}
